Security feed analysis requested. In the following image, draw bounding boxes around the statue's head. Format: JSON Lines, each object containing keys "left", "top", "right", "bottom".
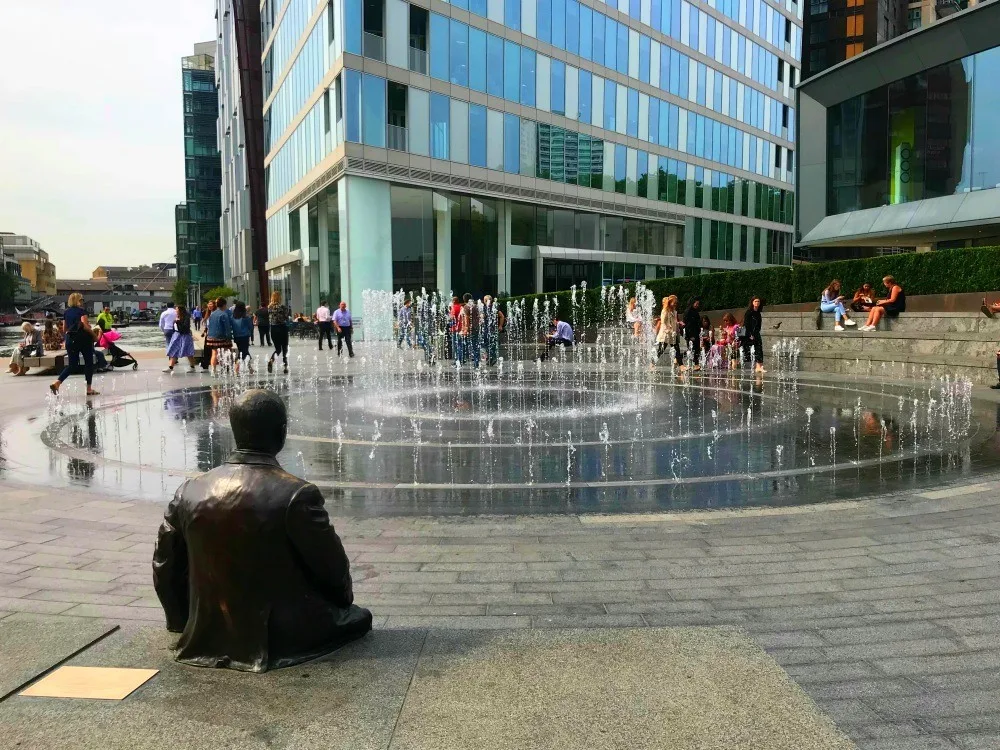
{"left": 230, "top": 389, "right": 287, "bottom": 456}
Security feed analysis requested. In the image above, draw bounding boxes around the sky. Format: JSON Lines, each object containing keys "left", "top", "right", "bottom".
{"left": 0, "top": 1, "right": 217, "bottom": 279}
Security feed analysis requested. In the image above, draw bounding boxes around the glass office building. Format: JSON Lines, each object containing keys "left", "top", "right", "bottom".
{"left": 260, "top": 0, "right": 799, "bottom": 312}
{"left": 796, "top": 2, "right": 1000, "bottom": 259}
{"left": 175, "top": 43, "right": 224, "bottom": 295}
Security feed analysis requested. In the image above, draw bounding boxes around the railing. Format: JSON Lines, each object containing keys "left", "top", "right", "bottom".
{"left": 387, "top": 124, "right": 408, "bottom": 152}
{"left": 409, "top": 46, "right": 428, "bottom": 75}
{"left": 363, "top": 32, "right": 385, "bottom": 61}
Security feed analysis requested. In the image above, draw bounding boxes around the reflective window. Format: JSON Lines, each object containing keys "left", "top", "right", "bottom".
{"left": 487, "top": 34, "right": 504, "bottom": 97}
{"left": 566, "top": 0, "right": 579, "bottom": 55}
{"left": 506, "top": 0, "right": 521, "bottom": 29}
{"left": 552, "top": 0, "right": 565, "bottom": 49}
{"left": 538, "top": 0, "right": 552, "bottom": 43}
{"left": 580, "top": 5, "right": 592, "bottom": 60}
{"left": 639, "top": 35, "right": 650, "bottom": 83}
{"left": 469, "top": 28, "right": 487, "bottom": 92}
{"left": 520, "top": 47, "right": 536, "bottom": 106}
{"left": 450, "top": 20, "right": 469, "bottom": 87}
{"left": 605, "top": 17, "right": 617, "bottom": 71}
{"left": 592, "top": 10, "right": 605, "bottom": 66}
{"left": 344, "top": 70, "right": 362, "bottom": 143}
{"left": 469, "top": 104, "right": 487, "bottom": 167}
{"left": 970, "top": 48, "right": 1000, "bottom": 191}
{"left": 603, "top": 79, "right": 616, "bottom": 131}
{"left": 430, "top": 14, "right": 449, "bottom": 81}
{"left": 614, "top": 144, "right": 627, "bottom": 193}
{"left": 487, "top": 108, "right": 503, "bottom": 170}
{"left": 408, "top": 86, "right": 430, "bottom": 156}
{"left": 345, "top": 0, "right": 363, "bottom": 54}
{"left": 504, "top": 41, "right": 520, "bottom": 101}
{"left": 361, "top": 73, "right": 385, "bottom": 147}
{"left": 626, "top": 88, "right": 639, "bottom": 137}
{"left": 616, "top": 21, "right": 628, "bottom": 74}
{"left": 430, "top": 92, "right": 449, "bottom": 159}
{"left": 578, "top": 69, "right": 592, "bottom": 124}
{"left": 504, "top": 114, "right": 521, "bottom": 174}
{"left": 551, "top": 60, "right": 566, "bottom": 115}
{"left": 450, "top": 99, "right": 469, "bottom": 164}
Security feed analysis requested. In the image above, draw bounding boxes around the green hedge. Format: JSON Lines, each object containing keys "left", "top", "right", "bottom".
{"left": 505, "top": 246, "right": 1000, "bottom": 316}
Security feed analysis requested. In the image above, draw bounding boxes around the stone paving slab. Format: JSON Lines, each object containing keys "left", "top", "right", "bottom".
{"left": 0, "top": 619, "right": 117, "bottom": 700}
{"left": 1, "top": 623, "right": 856, "bottom": 750}
{"left": 1, "top": 625, "right": 424, "bottom": 750}
{"left": 390, "top": 627, "right": 855, "bottom": 750}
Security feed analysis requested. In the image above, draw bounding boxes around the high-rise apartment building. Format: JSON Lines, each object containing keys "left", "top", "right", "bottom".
{"left": 175, "top": 42, "right": 223, "bottom": 299}
{"left": 0, "top": 232, "right": 57, "bottom": 297}
{"left": 801, "top": 0, "right": 905, "bottom": 79}
{"left": 260, "top": 0, "right": 800, "bottom": 313}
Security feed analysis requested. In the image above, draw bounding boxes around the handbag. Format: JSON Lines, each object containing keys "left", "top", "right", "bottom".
{"left": 735, "top": 325, "right": 746, "bottom": 339}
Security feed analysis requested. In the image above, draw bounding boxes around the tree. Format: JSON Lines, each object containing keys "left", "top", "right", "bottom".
{"left": 0, "top": 270, "right": 20, "bottom": 310}
{"left": 171, "top": 278, "right": 190, "bottom": 306}
{"left": 202, "top": 286, "right": 238, "bottom": 302}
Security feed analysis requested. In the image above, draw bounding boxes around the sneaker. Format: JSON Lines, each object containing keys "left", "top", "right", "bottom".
{"left": 844, "top": 319, "right": 857, "bottom": 326}
{"left": 991, "top": 382, "right": 1000, "bottom": 390}
{"left": 162, "top": 366, "right": 173, "bottom": 373}
{"left": 834, "top": 324, "right": 845, "bottom": 332}
{"left": 188, "top": 366, "right": 197, "bottom": 373}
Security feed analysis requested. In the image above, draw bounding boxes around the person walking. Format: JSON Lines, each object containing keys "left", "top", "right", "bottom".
{"left": 205, "top": 298, "right": 234, "bottom": 376}
{"left": 191, "top": 305, "right": 203, "bottom": 332}
{"left": 8, "top": 322, "right": 42, "bottom": 376}
{"left": 654, "top": 295, "right": 679, "bottom": 365}
{"left": 96, "top": 306, "right": 114, "bottom": 333}
{"left": 860, "top": 276, "right": 906, "bottom": 331}
{"left": 333, "top": 301, "right": 354, "bottom": 357}
{"left": 316, "top": 300, "right": 333, "bottom": 351}
{"left": 159, "top": 303, "right": 178, "bottom": 350}
{"left": 163, "top": 305, "right": 199, "bottom": 374}
{"left": 742, "top": 297, "right": 766, "bottom": 374}
{"left": 199, "top": 300, "right": 216, "bottom": 371}
{"left": 397, "top": 299, "right": 413, "bottom": 348}
{"left": 253, "top": 300, "right": 271, "bottom": 346}
{"left": 267, "top": 291, "right": 291, "bottom": 373}
{"left": 50, "top": 293, "right": 100, "bottom": 397}
{"left": 681, "top": 297, "right": 703, "bottom": 372}
{"left": 231, "top": 301, "right": 255, "bottom": 375}
{"left": 820, "top": 280, "right": 856, "bottom": 331}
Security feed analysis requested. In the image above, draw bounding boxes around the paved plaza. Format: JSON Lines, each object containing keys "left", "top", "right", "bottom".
{"left": 1, "top": 347, "right": 1000, "bottom": 748}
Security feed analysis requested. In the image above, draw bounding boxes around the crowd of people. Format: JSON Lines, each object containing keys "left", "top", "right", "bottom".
{"left": 651, "top": 295, "right": 766, "bottom": 374}
{"left": 11, "top": 274, "right": 1000, "bottom": 393}
{"left": 394, "top": 293, "right": 508, "bottom": 367}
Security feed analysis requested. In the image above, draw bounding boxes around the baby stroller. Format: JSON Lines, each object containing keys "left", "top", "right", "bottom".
{"left": 107, "top": 340, "right": 138, "bottom": 370}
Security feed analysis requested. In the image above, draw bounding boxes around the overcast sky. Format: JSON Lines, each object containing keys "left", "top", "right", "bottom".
{"left": 0, "top": 1, "right": 216, "bottom": 279}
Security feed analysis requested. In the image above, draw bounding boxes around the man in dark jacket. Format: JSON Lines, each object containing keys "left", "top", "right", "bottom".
{"left": 152, "top": 389, "right": 372, "bottom": 672}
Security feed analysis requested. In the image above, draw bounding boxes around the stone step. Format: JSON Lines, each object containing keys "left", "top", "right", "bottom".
{"left": 762, "top": 311, "right": 1000, "bottom": 335}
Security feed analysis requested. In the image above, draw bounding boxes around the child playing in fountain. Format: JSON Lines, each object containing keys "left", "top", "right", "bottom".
{"left": 707, "top": 313, "right": 740, "bottom": 370}
{"left": 699, "top": 316, "right": 714, "bottom": 358}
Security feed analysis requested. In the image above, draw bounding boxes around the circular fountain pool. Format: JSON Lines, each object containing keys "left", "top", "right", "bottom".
{"left": 2, "top": 356, "right": 998, "bottom": 517}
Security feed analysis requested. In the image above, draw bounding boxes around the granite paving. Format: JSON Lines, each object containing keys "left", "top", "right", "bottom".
{"left": 1, "top": 358, "right": 1000, "bottom": 747}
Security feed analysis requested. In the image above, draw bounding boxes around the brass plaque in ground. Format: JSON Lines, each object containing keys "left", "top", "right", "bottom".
{"left": 20, "top": 666, "right": 158, "bottom": 700}
{"left": 390, "top": 627, "right": 858, "bottom": 750}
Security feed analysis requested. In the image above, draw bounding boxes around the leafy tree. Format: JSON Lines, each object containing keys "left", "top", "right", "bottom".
{"left": 171, "top": 278, "right": 190, "bottom": 306}
{"left": 0, "top": 270, "right": 20, "bottom": 309}
{"left": 202, "top": 285, "right": 238, "bottom": 302}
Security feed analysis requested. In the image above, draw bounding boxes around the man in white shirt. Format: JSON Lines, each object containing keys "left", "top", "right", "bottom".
{"left": 315, "top": 300, "right": 333, "bottom": 351}
{"left": 159, "top": 303, "right": 178, "bottom": 350}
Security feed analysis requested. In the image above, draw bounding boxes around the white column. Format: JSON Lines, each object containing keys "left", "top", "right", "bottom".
{"left": 341, "top": 175, "right": 393, "bottom": 315}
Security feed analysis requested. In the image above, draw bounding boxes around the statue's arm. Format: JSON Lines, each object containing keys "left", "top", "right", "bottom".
{"left": 286, "top": 484, "right": 354, "bottom": 608}
{"left": 152, "top": 485, "right": 190, "bottom": 633}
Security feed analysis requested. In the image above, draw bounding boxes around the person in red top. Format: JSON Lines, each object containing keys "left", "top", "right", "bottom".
{"left": 448, "top": 295, "right": 462, "bottom": 360}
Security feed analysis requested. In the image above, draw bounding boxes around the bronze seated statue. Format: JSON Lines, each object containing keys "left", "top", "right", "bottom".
{"left": 152, "top": 388, "right": 372, "bottom": 672}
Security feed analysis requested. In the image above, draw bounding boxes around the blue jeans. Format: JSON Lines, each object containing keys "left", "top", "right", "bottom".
{"left": 820, "top": 299, "right": 847, "bottom": 320}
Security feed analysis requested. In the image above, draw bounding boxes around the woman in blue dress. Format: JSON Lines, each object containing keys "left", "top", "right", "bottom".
{"left": 164, "top": 305, "right": 198, "bottom": 373}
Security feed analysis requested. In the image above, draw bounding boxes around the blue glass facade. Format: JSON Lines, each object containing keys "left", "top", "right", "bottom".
{"left": 261, "top": 0, "right": 799, "bottom": 308}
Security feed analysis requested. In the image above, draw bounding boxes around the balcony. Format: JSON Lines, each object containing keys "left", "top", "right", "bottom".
{"left": 935, "top": 0, "right": 966, "bottom": 16}
{"left": 363, "top": 32, "right": 385, "bottom": 61}
{"left": 409, "top": 46, "right": 428, "bottom": 75}
{"left": 387, "top": 124, "right": 408, "bottom": 152}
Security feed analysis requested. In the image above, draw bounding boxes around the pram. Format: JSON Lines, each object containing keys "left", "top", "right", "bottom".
{"left": 107, "top": 340, "right": 138, "bottom": 370}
